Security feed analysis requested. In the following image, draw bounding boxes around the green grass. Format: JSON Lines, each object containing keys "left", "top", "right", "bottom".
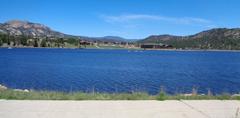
{"left": 0, "top": 89, "right": 239, "bottom": 100}
{"left": 0, "top": 90, "right": 154, "bottom": 100}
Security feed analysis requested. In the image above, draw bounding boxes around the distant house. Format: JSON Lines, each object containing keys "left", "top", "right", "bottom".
{"left": 79, "top": 40, "right": 91, "bottom": 45}
{"left": 140, "top": 43, "right": 173, "bottom": 49}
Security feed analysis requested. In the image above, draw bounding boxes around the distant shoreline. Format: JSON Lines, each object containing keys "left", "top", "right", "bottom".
{"left": 1, "top": 46, "right": 240, "bottom": 52}
{"left": 143, "top": 48, "right": 240, "bottom": 52}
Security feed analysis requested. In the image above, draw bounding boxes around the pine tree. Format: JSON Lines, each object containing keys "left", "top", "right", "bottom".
{"left": 34, "top": 39, "right": 38, "bottom": 47}
{"left": 41, "top": 39, "right": 47, "bottom": 47}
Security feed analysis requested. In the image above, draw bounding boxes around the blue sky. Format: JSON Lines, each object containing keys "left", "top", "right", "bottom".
{"left": 0, "top": 0, "right": 240, "bottom": 39}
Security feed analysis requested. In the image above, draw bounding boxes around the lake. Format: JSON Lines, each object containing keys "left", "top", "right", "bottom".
{"left": 0, "top": 48, "right": 240, "bottom": 95}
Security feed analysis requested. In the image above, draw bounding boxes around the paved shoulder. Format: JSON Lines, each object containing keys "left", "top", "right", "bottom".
{"left": 0, "top": 100, "right": 239, "bottom": 118}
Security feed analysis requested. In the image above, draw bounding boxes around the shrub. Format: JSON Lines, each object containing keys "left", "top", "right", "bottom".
{"left": 157, "top": 92, "right": 166, "bottom": 101}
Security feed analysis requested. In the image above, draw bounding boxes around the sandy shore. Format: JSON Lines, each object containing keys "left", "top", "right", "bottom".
{"left": 0, "top": 100, "right": 239, "bottom": 118}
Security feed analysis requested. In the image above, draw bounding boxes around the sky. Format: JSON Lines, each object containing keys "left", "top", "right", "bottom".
{"left": 0, "top": 0, "right": 240, "bottom": 39}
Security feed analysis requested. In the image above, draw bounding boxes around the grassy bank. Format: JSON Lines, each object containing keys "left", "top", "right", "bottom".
{"left": 0, "top": 89, "right": 240, "bottom": 100}
{"left": 0, "top": 89, "right": 154, "bottom": 100}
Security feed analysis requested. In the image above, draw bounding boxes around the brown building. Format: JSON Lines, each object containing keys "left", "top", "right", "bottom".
{"left": 140, "top": 43, "right": 173, "bottom": 49}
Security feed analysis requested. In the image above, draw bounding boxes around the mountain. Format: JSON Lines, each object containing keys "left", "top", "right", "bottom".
{"left": 0, "top": 20, "right": 127, "bottom": 42}
{"left": 0, "top": 20, "right": 68, "bottom": 38}
{"left": 190, "top": 28, "right": 240, "bottom": 39}
{"left": 94, "top": 36, "right": 127, "bottom": 43}
{"left": 139, "top": 34, "right": 181, "bottom": 43}
{"left": 1, "top": 20, "right": 240, "bottom": 49}
{"left": 139, "top": 28, "right": 240, "bottom": 50}
{"left": 102, "top": 36, "right": 126, "bottom": 40}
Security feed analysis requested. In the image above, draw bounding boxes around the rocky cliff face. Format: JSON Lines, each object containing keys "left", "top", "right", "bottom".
{"left": 0, "top": 20, "right": 128, "bottom": 42}
{"left": 0, "top": 20, "right": 65, "bottom": 38}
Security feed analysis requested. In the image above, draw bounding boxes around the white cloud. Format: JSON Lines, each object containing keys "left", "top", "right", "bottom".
{"left": 101, "top": 14, "right": 212, "bottom": 25}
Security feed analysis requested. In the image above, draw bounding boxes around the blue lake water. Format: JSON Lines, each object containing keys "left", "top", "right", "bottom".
{"left": 0, "top": 48, "right": 240, "bottom": 95}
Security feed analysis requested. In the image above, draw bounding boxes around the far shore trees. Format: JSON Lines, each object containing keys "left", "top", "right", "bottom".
{"left": 0, "top": 38, "right": 2, "bottom": 46}
{"left": 34, "top": 39, "right": 38, "bottom": 47}
{"left": 41, "top": 39, "right": 47, "bottom": 47}
{"left": 20, "top": 35, "right": 27, "bottom": 46}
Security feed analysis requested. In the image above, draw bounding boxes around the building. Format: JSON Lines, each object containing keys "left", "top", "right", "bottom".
{"left": 140, "top": 43, "right": 173, "bottom": 49}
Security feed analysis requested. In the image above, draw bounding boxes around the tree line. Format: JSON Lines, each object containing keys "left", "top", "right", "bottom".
{"left": 0, "top": 33, "right": 82, "bottom": 48}
{"left": 138, "top": 36, "right": 240, "bottom": 50}
{"left": 157, "top": 37, "right": 240, "bottom": 50}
